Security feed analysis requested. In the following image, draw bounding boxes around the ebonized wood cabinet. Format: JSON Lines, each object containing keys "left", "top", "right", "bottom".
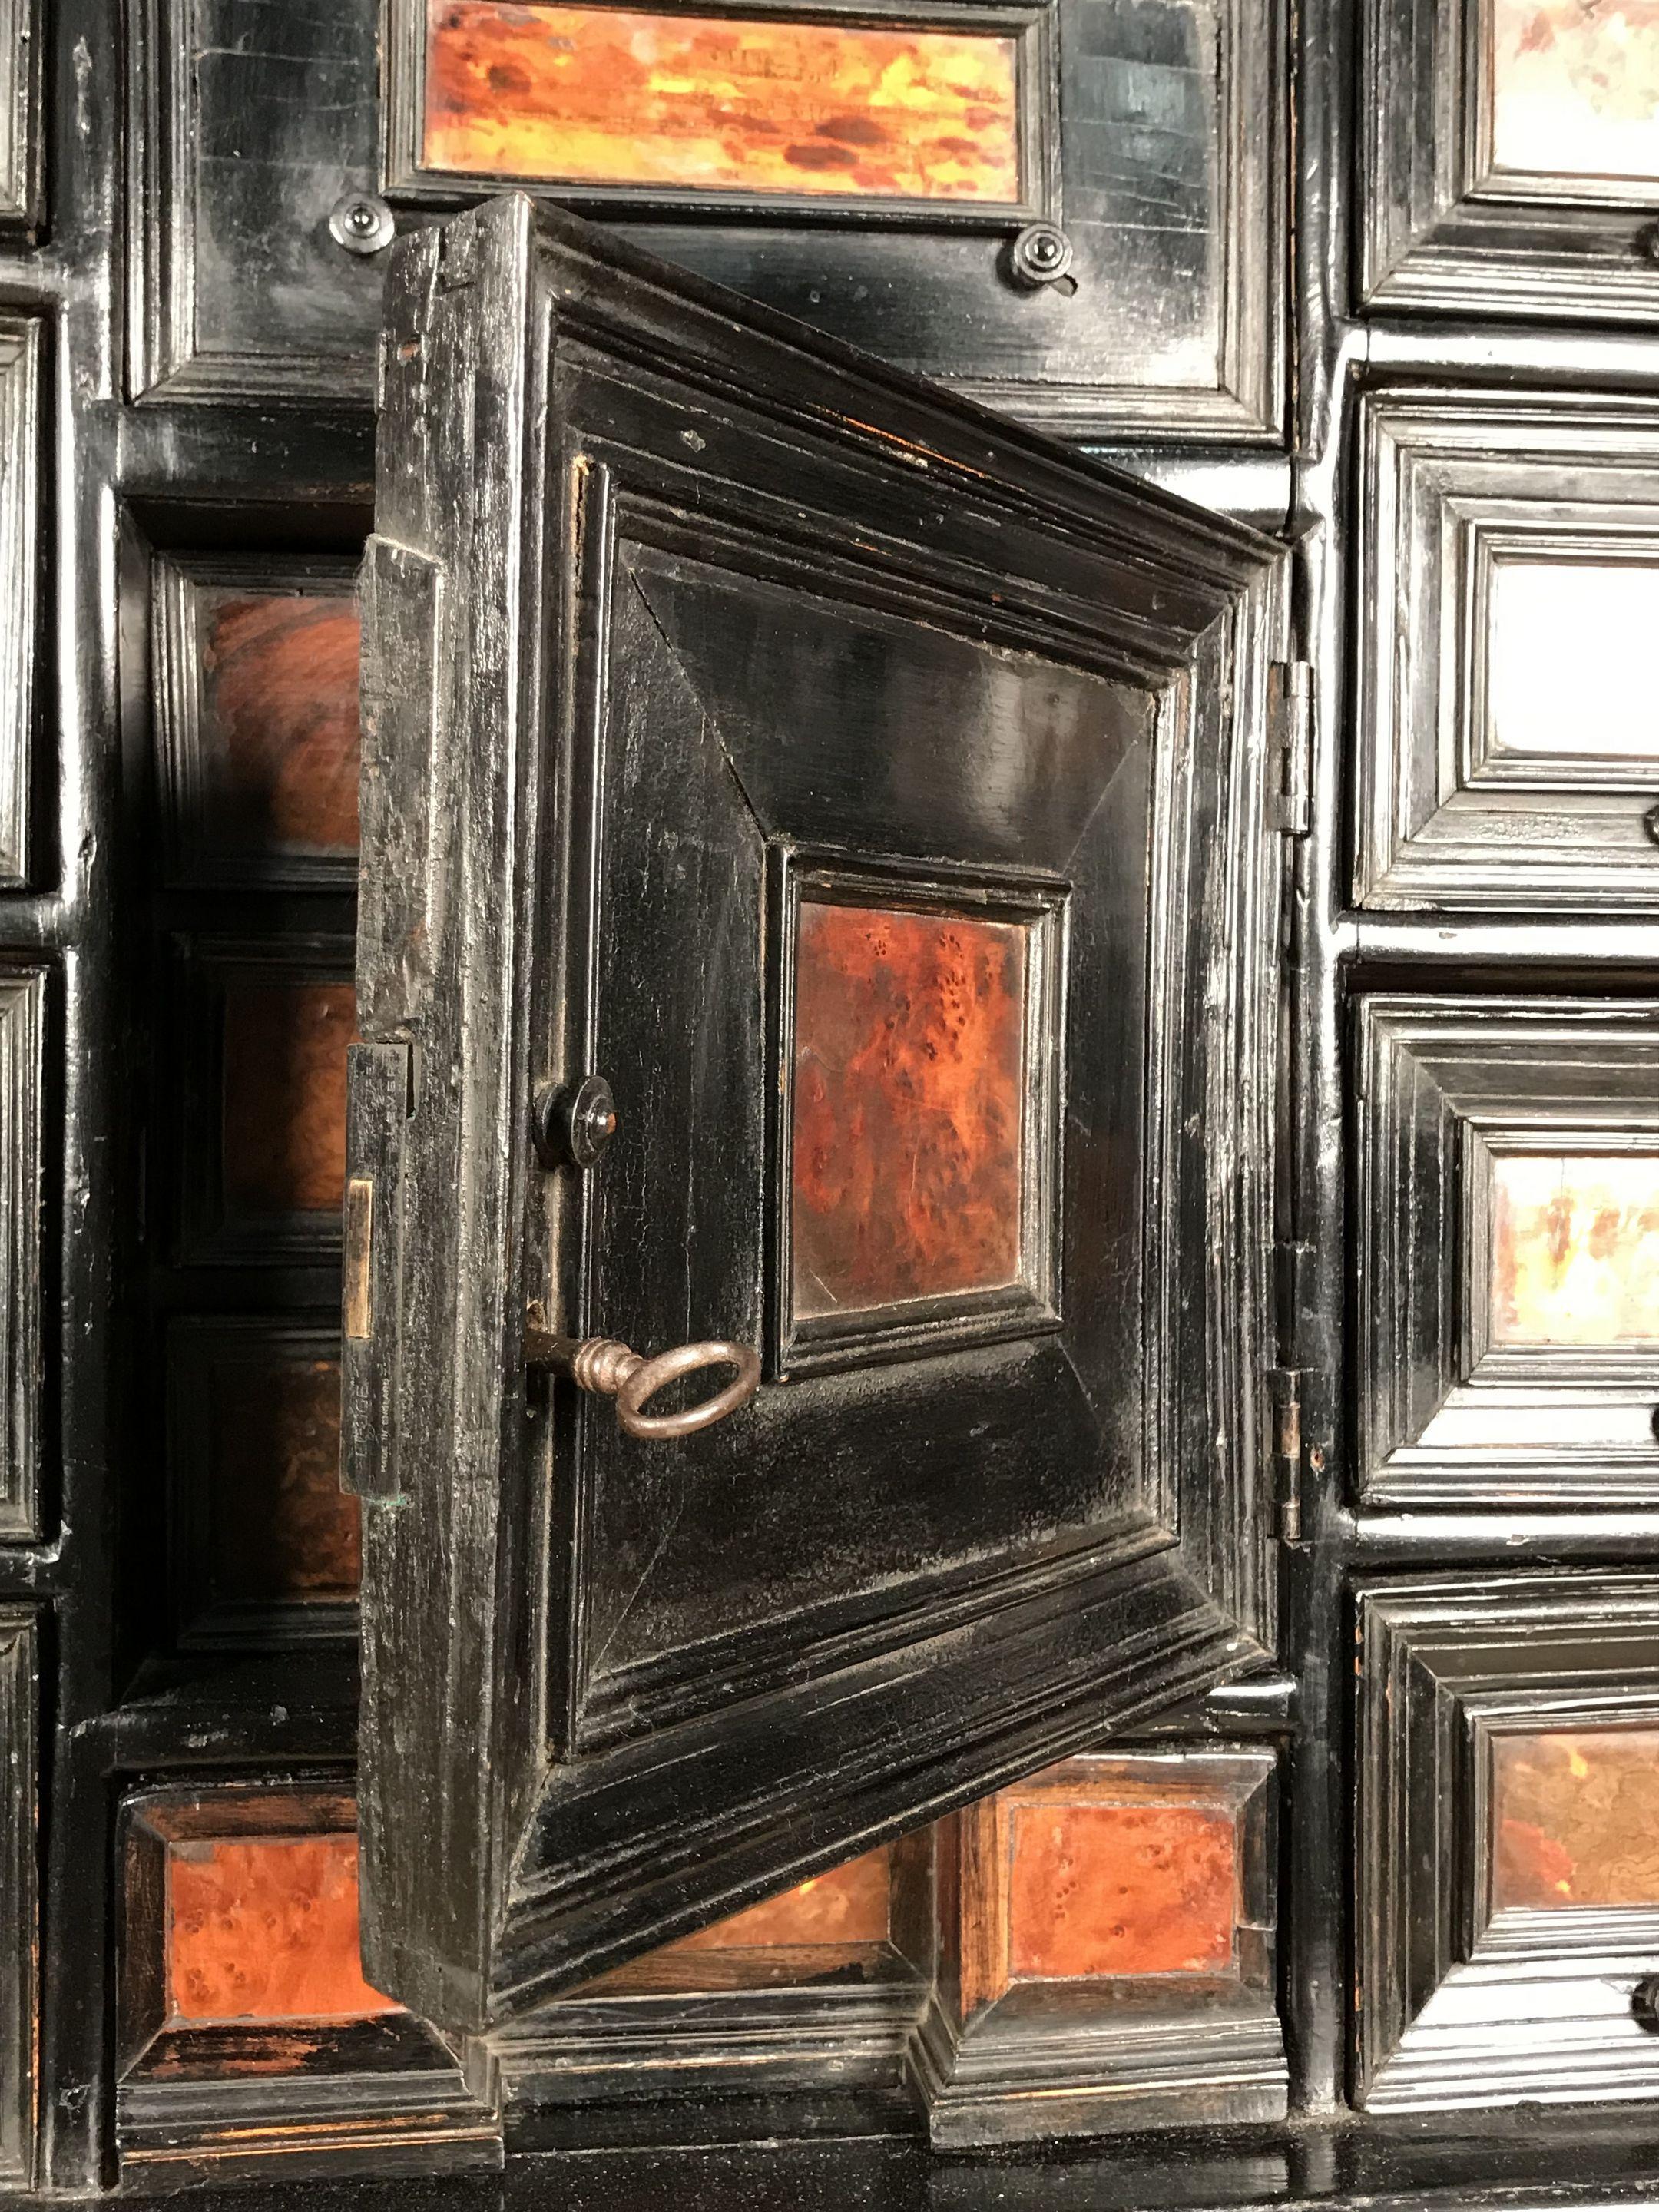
{"left": 5, "top": 0, "right": 1659, "bottom": 2196}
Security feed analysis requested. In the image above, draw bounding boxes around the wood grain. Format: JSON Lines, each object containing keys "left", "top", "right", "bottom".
{"left": 199, "top": 590, "right": 361, "bottom": 859}
{"left": 221, "top": 981, "right": 357, "bottom": 1219}
{"left": 208, "top": 1354, "right": 359, "bottom": 1601}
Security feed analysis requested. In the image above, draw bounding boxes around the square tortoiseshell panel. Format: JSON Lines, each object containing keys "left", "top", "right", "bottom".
{"left": 780, "top": 876, "right": 1061, "bottom": 1371}
{"left": 154, "top": 556, "right": 361, "bottom": 888}
{"left": 1488, "top": 0, "right": 1659, "bottom": 184}
{"left": 1490, "top": 1153, "right": 1659, "bottom": 1348}
{"left": 1005, "top": 1796, "right": 1238, "bottom": 1979}
{"left": 418, "top": 0, "right": 1025, "bottom": 207}
{"left": 1492, "top": 1728, "right": 1659, "bottom": 1911}
{"left": 128, "top": 1792, "right": 395, "bottom": 2030}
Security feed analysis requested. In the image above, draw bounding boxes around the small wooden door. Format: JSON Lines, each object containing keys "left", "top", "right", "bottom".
{"left": 343, "top": 194, "right": 1291, "bottom": 2031}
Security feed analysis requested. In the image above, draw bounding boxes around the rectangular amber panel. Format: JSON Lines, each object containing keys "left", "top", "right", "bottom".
{"left": 791, "top": 899, "right": 1025, "bottom": 1320}
{"left": 657, "top": 1844, "right": 891, "bottom": 1954}
{"left": 196, "top": 588, "right": 361, "bottom": 859}
{"left": 1485, "top": 560, "right": 1659, "bottom": 761}
{"left": 207, "top": 1353, "right": 359, "bottom": 1604}
{"left": 422, "top": 0, "right": 1022, "bottom": 202}
{"left": 1490, "top": 1152, "right": 1659, "bottom": 1346}
{"left": 220, "top": 981, "right": 357, "bottom": 1220}
{"left": 1493, "top": 1729, "right": 1659, "bottom": 1909}
{"left": 166, "top": 1830, "right": 396, "bottom": 2025}
{"left": 1489, "top": 0, "right": 1659, "bottom": 180}
{"left": 1005, "top": 1800, "right": 1237, "bottom": 1979}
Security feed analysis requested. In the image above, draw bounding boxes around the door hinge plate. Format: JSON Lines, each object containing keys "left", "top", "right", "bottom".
{"left": 1266, "top": 660, "right": 1313, "bottom": 836}
{"left": 1268, "top": 1365, "right": 1305, "bottom": 1545}
{"left": 339, "top": 1038, "right": 414, "bottom": 1500}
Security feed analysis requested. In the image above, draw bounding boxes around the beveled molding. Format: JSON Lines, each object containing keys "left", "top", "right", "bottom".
{"left": 0, "top": 1612, "right": 35, "bottom": 2186}
{"left": 1356, "top": 1571, "right": 1659, "bottom": 2114}
{"left": 1354, "top": 389, "right": 1659, "bottom": 912}
{"left": 1356, "top": 996, "right": 1659, "bottom": 1510}
{"left": 0, "top": 969, "right": 45, "bottom": 1542}
{"left": 1359, "top": 0, "right": 1659, "bottom": 320}
{"left": 0, "top": 318, "right": 39, "bottom": 888}
{"left": 0, "top": 0, "right": 41, "bottom": 230}
{"left": 913, "top": 1747, "right": 1286, "bottom": 2146}
{"left": 116, "top": 1780, "right": 499, "bottom": 2178}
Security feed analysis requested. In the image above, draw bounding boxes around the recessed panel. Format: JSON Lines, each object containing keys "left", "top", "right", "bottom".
{"left": 167, "top": 1830, "right": 396, "bottom": 2024}
{"left": 791, "top": 899, "right": 1027, "bottom": 1325}
{"left": 156, "top": 560, "right": 362, "bottom": 886}
{"left": 1485, "top": 559, "right": 1659, "bottom": 763}
{"left": 1493, "top": 1728, "right": 1659, "bottom": 1910}
{"left": 1355, "top": 393, "right": 1659, "bottom": 910}
{"left": 1005, "top": 1799, "right": 1237, "bottom": 1978}
{"left": 1491, "top": 1153, "right": 1659, "bottom": 1348}
{"left": 1489, "top": 0, "right": 1659, "bottom": 181}
{"left": 143, "top": 0, "right": 1284, "bottom": 436}
{"left": 171, "top": 1323, "right": 359, "bottom": 1644}
{"left": 1357, "top": 999, "right": 1659, "bottom": 1507}
{"left": 118, "top": 1787, "right": 496, "bottom": 2173}
{"left": 423, "top": 0, "right": 1022, "bottom": 203}
{"left": 221, "top": 981, "right": 356, "bottom": 1224}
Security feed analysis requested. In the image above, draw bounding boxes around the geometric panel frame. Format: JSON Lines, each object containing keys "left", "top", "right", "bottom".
{"left": 1354, "top": 389, "right": 1659, "bottom": 912}
{"left": 0, "top": 969, "right": 44, "bottom": 1541}
{"left": 0, "top": 317, "right": 38, "bottom": 888}
{"left": 116, "top": 1780, "right": 498, "bottom": 2177}
{"left": 1358, "top": 1571, "right": 1659, "bottom": 2113}
{"left": 1359, "top": 0, "right": 1659, "bottom": 323}
{"left": 916, "top": 1746, "right": 1286, "bottom": 2145}
{"left": 1357, "top": 996, "right": 1659, "bottom": 1509}
{"left": 0, "top": 1611, "right": 35, "bottom": 2185}
{"left": 151, "top": 553, "right": 362, "bottom": 891}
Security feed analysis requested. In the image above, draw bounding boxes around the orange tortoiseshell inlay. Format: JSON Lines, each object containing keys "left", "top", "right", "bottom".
{"left": 1493, "top": 1729, "right": 1659, "bottom": 1910}
{"left": 422, "top": 0, "right": 1022, "bottom": 201}
{"left": 199, "top": 591, "right": 361, "bottom": 857}
{"left": 221, "top": 981, "right": 357, "bottom": 1220}
{"left": 1006, "top": 1802, "right": 1238, "bottom": 1979}
{"left": 1490, "top": 1152, "right": 1659, "bottom": 1346}
{"left": 791, "top": 900, "right": 1026, "bottom": 1320}
{"left": 657, "top": 1845, "right": 892, "bottom": 1954}
{"left": 209, "top": 1356, "right": 360, "bottom": 1604}
{"left": 165, "top": 1831, "right": 396, "bottom": 2025}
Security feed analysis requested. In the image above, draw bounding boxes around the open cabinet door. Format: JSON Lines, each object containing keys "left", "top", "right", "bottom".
{"left": 343, "top": 194, "right": 1289, "bottom": 2035}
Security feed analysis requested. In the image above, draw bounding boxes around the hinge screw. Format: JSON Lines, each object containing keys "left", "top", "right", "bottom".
{"left": 1633, "top": 1973, "right": 1659, "bottom": 2028}
{"left": 1007, "top": 223, "right": 1075, "bottom": 290}
{"left": 535, "top": 1074, "right": 619, "bottom": 1171}
{"left": 329, "top": 191, "right": 396, "bottom": 257}
{"left": 1642, "top": 800, "right": 1659, "bottom": 848}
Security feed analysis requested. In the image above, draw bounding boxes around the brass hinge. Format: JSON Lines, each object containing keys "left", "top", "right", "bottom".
{"left": 1265, "top": 661, "right": 1313, "bottom": 836}
{"left": 1268, "top": 1366, "right": 1305, "bottom": 1545}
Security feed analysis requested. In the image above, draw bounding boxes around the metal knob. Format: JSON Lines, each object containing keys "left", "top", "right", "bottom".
{"left": 524, "top": 1307, "right": 760, "bottom": 1439}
